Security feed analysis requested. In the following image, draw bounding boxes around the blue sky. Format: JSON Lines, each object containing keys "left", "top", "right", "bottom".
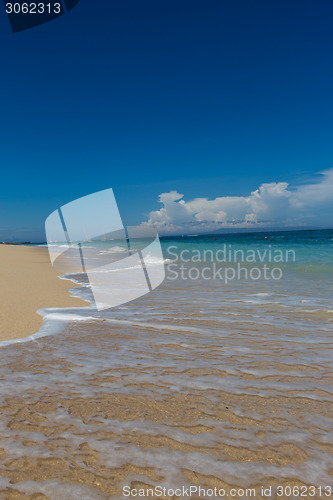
{"left": 1, "top": 0, "right": 333, "bottom": 240}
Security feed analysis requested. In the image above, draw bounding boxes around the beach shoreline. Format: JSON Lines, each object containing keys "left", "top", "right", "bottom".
{"left": 0, "top": 235, "right": 331, "bottom": 497}
{"left": 0, "top": 244, "right": 88, "bottom": 343}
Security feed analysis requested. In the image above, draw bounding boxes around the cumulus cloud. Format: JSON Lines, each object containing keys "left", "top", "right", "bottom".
{"left": 140, "top": 169, "right": 333, "bottom": 234}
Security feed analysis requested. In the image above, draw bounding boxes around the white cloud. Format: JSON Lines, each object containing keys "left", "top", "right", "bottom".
{"left": 140, "top": 168, "right": 333, "bottom": 234}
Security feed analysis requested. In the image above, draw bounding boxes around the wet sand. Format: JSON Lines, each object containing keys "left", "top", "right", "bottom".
{"left": 0, "top": 321, "right": 332, "bottom": 499}
{"left": 0, "top": 245, "right": 87, "bottom": 342}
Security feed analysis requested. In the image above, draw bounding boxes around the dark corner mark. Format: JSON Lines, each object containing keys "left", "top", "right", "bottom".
{"left": 3, "top": 0, "right": 80, "bottom": 33}
{"left": 63, "top": 0, "right": 79, "bottom": 12}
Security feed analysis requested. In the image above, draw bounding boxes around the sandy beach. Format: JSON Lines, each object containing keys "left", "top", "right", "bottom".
{"left": 0, "top": 240, "right": 332, "bottom": 498}
{"left": 0, "top": 245, "right": 87, "bottom": 342}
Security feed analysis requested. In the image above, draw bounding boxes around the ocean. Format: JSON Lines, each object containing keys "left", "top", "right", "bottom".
{"left": 0, "top": 229, "right": 332, "bottom": 498}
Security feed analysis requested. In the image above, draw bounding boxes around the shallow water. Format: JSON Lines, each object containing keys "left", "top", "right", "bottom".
{"left": 0, "top": 230, "right": 332, "bottom": 498}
